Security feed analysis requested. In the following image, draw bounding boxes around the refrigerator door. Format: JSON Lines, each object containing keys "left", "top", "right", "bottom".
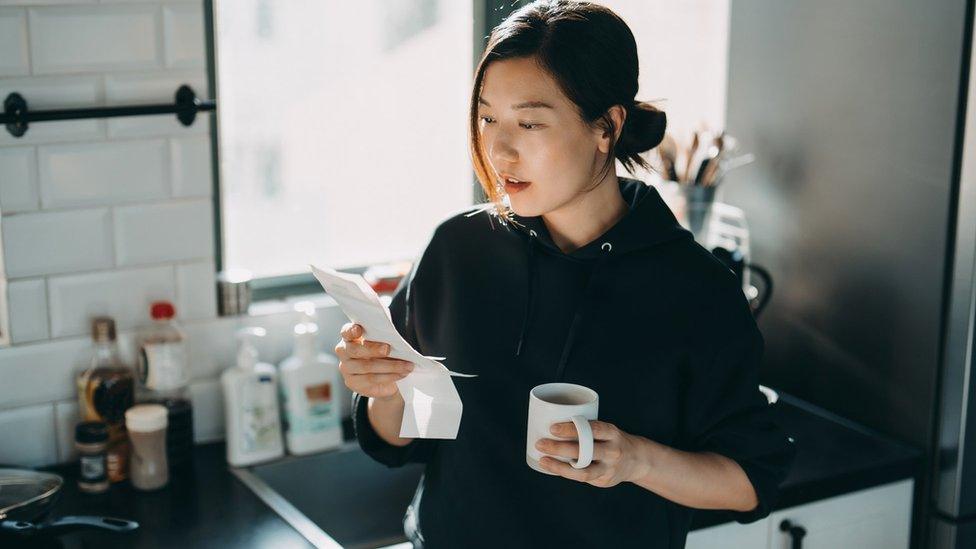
{"left": 932, "top": 15, "right": 976, "bottom": 519}
{"left": 930, "top": 516, "right": 976, "bottom": 549}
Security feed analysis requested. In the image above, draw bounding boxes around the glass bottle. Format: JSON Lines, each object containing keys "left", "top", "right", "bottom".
{"left": 76, "top": 316, "right": 135, "bottom": 483}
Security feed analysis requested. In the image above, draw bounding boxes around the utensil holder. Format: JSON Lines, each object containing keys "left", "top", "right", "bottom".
{"left": 678, "top": 184, "right": 717, "bottom": 242}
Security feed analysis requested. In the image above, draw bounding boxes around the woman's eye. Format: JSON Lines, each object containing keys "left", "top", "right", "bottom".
{"left": 478, "top": 116, "right": 540, "bottom": 130}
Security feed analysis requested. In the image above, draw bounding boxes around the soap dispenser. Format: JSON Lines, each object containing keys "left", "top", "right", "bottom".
{"left": 278, "top": 301, "right": 344, "bottom": 455}
{"left": 221, "top": 326, "right": 284, "bottom": 466}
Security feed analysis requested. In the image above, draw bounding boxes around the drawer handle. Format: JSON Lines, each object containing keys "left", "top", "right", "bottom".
{"left": 779, "top": 519, "right": 807, "bottom": 549}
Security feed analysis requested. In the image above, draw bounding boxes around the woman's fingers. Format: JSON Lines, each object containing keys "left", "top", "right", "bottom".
{"left": 360, "top": 372, "right": 410, "bottom": 385}
{"left": 336, "top": 324, "right": 415, "bottom": 399}
{"left": 535, "top": 439, "right": 617, "bottom": 462}
{"left": 345, "top": 339, "right": 392, "bottom": 359}
{"left": 340, "top": 322, "right": 363, "bottom": 341}
{"left": 340, "top": 357, "right": 414, "bottom": 375}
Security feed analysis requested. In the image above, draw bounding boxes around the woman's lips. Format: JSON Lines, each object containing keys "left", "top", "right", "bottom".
{"left": 504, "top": 180, "right": 531, "bottom": 194}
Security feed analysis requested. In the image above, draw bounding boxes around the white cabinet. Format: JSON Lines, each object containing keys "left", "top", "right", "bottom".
{"left": 768, "top": 479, "right": 913, "bottom": 549}
{"left": 685, "top": 518, "right": 768, "bottom": 548}
{"left": 685, "top": 479, "right": 914, "bottom": 549}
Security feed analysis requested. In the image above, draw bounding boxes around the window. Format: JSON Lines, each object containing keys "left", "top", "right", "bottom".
{"left": 213, "top": 0, "right": 476, "bottom": 296}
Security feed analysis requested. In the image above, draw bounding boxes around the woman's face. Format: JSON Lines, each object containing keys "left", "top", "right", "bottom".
{"left": 478, "top": 56, "right": 609, "bottom": 217}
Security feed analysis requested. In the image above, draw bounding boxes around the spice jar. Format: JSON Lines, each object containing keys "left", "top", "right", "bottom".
{"left": 125, "top": 404, "right": 169, "bottom": 491}
{"left": 75, "top": 421, "right": 109, "bottom": 494}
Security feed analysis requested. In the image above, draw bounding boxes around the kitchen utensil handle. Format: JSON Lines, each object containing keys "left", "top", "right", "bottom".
{"left": 779, "top": 519, "right": 807, "bottom": 549}
{"left": 38, "top": 515, "right": 139, "bottom": 536}
{"left": 568, "top": 415, "right": 594, "bottom": 469}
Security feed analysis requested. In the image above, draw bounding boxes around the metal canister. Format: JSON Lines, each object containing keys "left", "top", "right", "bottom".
{"left": 216, "top": 269, "right": 253, "bottom": 316}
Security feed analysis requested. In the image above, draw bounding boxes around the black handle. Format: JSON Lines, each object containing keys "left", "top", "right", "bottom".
{"left": 3, "top": 84, "right": 215, "bottom": 137}
{"left": 779, "top": 519, "right": 807, "bottom": 549}
{"left": 1, "top": 516, "right": 139, "bottom": 538}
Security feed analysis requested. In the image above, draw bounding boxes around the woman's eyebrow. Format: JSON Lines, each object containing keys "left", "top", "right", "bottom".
{"left": 478, "top": 97, "right": 555, "bottom": 110}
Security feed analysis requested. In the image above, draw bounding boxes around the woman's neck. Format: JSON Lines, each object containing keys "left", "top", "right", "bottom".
{"left": 542, "top": 172, "right": 627, "bottom": 254}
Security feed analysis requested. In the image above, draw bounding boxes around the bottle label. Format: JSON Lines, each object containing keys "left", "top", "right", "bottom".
{"left": 80, "top": 454, "right": 107, "bottom": 482}
{"left": 77, "top": 373, "right": 134, "bottom": 426}
{"left": 140, "top": 342, "right": 188, "bottom": 392}
{"left": 286, "top": 382, "right": 340, "bottom": 435}
{"left": 239, "top": 377, "right": 281, "bottom": 454}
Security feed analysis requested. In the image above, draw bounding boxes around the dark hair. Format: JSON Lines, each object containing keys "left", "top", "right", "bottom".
{"left": 469, "top": 0, "right": 667, "bottom": 218}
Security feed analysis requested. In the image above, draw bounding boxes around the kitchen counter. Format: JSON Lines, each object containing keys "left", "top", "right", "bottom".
{"left": 36, "top": 391, "right": 921, "bottom": 548}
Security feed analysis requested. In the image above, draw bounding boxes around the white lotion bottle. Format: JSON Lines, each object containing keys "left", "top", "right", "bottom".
{"left": 278, "top": 301, "right": 344, "bottom": 455}
{"left": 222, "top": 326, "right": 284, "bottom": 466}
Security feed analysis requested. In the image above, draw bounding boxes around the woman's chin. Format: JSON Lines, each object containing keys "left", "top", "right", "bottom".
{"left": 509, "top": 200, "right": 538, "bottom": 218}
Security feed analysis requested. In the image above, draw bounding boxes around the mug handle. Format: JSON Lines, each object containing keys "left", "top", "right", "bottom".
{"left": 569, "top": 415, "right": 594, "bottom": 469}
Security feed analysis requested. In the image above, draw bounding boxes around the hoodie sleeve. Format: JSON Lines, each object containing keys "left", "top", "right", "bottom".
{"left": 351, "top": 242, "right": 440, "bottom": 468}
{"left": 678, "top": 273, "right": 797, "bottom": 524}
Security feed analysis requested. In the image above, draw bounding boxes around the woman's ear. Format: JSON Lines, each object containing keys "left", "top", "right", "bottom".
{"left": 596, "top": 104, "right": 627, "bottom": 154}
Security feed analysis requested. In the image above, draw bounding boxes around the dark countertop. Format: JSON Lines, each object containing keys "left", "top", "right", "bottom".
{"left": 27, "top": 391, "right": 922, "bottom": 548}
{"left": 691, "top": 392, "right": 923, "bottom": 529}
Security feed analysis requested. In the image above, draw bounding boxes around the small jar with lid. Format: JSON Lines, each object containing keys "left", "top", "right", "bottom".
{"left": 125, "top": 404, "right": 169, "bottom": 491}
{"left": 75, "top": 421, "right": 109, "bottom": 494}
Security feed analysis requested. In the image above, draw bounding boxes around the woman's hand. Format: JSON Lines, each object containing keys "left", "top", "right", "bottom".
{"left": 334, "top": 322, "right": 414, "bottom": 401}
{"left": 535, "top": 420, "right": 649, "bottom": 488}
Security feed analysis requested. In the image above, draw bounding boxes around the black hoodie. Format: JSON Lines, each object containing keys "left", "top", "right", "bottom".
{"left": 352, "top": 177, "right": 796, "bottom": 549}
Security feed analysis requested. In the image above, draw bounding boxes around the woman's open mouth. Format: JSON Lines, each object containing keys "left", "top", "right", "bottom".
{"left": 502, "top": 176, "right": 531, "bottom": 194}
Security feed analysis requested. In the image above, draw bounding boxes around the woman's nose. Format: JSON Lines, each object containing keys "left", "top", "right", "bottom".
{"left": 487, "top": 133, "right": 518, "bottom": 165}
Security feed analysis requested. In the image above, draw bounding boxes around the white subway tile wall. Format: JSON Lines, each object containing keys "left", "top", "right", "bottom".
{"left": 7, "top": 277, "right": 48, "bottom": 343}
{"left": 0, "top": 0, "right": 353, "bottom": 468}
{"left": 53, "top": 399, "right": 79, "bottom": 462}
{"left": 0, "top": 146, "right": 38, "bottom": 213}
{"left": 0, "top": 403, "right": 57, "bottom": 466}
{"left": 170, "top": 135, "right": 212, "bottom": 197}
{"left": 0, "top": 9, "right": 28, "bottom": 77}
{"left": 113, "top": 199, "right": 214, "bottom": 266}
{"left": 3, "top": 208, "right": 115, "bottom": 277}
{"left": 28, "top": 6, "right": 161, "bottom": 74}
{"left": 47, "top": 264, "right": 177, "bottom": 338}
{"left": 175, "top": 260, "right": 217, "bottom": 321}
{"left": 38, "top": 139, "right": 171, "bottom": 208}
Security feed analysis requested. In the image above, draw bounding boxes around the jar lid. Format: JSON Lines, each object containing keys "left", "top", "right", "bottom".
{"left": 150, "top": 301, "right": 176, "bottom": 320}
{"left": 125, "top": 404, "right": 168, "bottom": 432}
{"left": 75, "top": 421, "right": 108, "bottom": 443}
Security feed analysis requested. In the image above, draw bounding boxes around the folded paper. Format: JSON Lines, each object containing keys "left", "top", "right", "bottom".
{"left": 309, "top": 264, "right": 475, "bottom": 439}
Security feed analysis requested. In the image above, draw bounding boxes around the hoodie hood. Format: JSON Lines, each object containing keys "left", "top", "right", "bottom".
{"left": 504, "top": 176, "right": 693, "bottom": 376}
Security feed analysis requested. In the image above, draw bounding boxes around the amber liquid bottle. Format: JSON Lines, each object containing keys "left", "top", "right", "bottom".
{"left": 77, "top": 316, "right": 135, "bottom": 483}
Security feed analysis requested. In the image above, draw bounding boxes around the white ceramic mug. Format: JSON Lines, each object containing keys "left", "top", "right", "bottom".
{"left": 526, "top": 383, "right": 599, "bottom": 474}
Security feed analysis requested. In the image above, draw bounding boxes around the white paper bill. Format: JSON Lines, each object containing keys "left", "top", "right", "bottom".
{"left": 309, "top": 264, "right": 475, "bottom": 439}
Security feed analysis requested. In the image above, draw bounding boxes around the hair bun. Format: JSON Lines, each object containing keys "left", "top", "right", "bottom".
{"left": 618, "top": 101, "right": 667, "bottom": 155}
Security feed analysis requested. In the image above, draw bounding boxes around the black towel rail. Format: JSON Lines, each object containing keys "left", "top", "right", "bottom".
{"left": 2, "top": 84, "right": 215, "bottom": 138}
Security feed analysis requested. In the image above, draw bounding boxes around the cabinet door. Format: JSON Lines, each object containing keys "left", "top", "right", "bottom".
{"left": 685, "top": 518, "right": 769, "bottom": 549}
{"left": 768, "top": 479, "right": 914, "bottom": 549}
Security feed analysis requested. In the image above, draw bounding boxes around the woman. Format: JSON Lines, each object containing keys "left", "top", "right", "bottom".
{"left": 335, "top": 1, "right": 796, "bottom": 547}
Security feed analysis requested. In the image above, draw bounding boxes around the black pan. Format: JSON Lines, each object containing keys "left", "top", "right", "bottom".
{"left": 0, "top": 468, "right": 138, "bottom": 543}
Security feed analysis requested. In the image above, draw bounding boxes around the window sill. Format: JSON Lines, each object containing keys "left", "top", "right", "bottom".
{"left": 247, "top": 290, "right": 393, "bottom": 318}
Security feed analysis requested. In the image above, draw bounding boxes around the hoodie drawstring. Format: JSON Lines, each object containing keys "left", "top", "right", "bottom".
{"left": 515, "top": 232, "right": 537, "bottom": 357}
{"left": 553, "top": 250, "right": 611, "bottom": 381}
{"left": 514, "top": 230, "right": 615, "bottom": 382}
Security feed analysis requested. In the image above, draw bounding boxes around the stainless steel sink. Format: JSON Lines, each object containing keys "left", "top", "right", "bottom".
{"left": 232, "top": 441, "right": 424, "bottom": 549}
